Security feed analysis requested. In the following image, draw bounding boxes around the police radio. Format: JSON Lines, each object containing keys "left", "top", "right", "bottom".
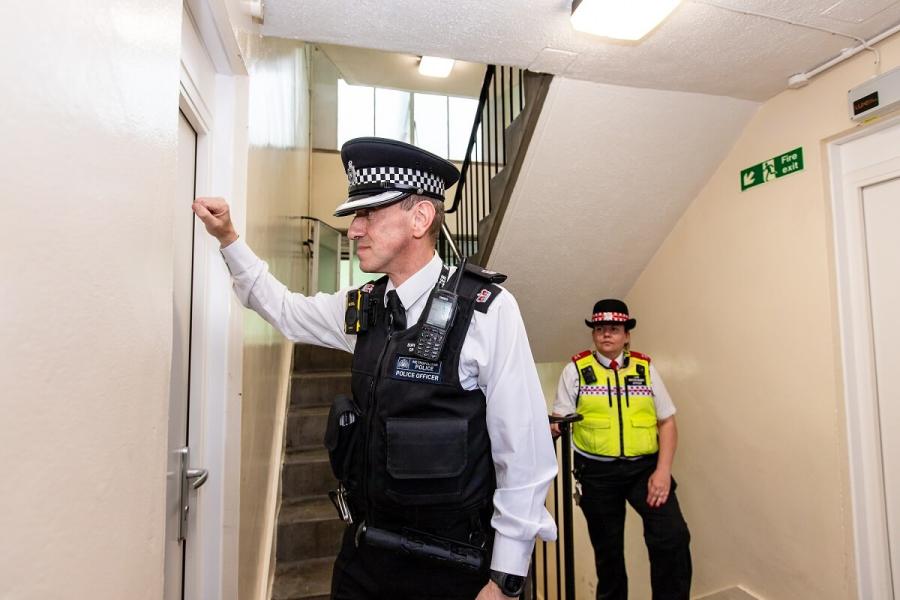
{"left": 413, "top": 260, "right": 465, "bottom": 361}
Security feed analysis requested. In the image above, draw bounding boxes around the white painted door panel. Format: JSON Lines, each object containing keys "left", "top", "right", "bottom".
{"left": 164, "top": 110, "right": 198, "bottom": 600}
{"left": 863, "top": 175, "right": 900, "bottom": 597}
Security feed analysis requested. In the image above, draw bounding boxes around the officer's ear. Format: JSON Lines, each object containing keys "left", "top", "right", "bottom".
{"left": 410, "top": 198, "right": 436, "bottom": 240}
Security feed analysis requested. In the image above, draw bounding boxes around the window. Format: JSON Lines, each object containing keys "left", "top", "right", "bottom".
{"left": 448, "top": 97, "right": 478, "bottom": 161}
{"left": 375, "top": 88, "right": 411, "bottom": 142}
{"left": 337, "top": 79, "right": 479, "bottom": 161}
{"left": 413, "top": 93, "right": 448, "bottom": 158}
{"left": 337, "top": 79, "right": 374, "bottom": 144}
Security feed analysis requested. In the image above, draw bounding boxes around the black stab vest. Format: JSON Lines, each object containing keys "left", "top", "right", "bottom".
{"left": 344, "top": 268, "right": 501, "bottom": 529}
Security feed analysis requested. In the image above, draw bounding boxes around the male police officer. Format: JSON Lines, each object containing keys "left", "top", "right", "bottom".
{"left": 193, "top": 137, "right": 558, "bottom": 599}
{"left": 552, "top": 299, "right": 691, "bottom": 600}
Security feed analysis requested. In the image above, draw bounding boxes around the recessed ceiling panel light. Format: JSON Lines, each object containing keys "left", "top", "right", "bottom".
{"left": 418, "top": 56, "right": 455, "bottom": 78}
{"left": 571, "top": 0, "right": 682, "bottom": 41}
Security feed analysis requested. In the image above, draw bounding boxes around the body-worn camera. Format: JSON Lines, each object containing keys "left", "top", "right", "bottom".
{"left": 345, "top": 288, "right": 372, "bottom": 334}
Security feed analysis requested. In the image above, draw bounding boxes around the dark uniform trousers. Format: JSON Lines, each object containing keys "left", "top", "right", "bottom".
{"left": 331, "top": 521, "right": 492, "bottom": 600}
{"left": 574, "top": 453, "right": 692, "bottom": 600}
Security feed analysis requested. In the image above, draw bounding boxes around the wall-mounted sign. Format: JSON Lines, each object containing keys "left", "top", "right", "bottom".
{"left": 740, "top": 147, "right": 804, "bottom": 191}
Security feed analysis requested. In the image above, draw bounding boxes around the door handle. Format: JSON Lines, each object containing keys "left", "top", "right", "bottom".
{"left": 177, "top": 447, "right": 208, "bottom": 541}
{"left": 186, "top": 468, "right": 208, "bottom": 489}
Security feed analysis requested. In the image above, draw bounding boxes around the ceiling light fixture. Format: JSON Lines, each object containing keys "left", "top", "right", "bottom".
{"left": 571, "top": 0, "right": 682, "bottom": 41}
{"left": 418, "top": 56, "right": 455, "bottom": 78}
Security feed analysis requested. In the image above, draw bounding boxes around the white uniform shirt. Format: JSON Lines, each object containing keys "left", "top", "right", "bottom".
{"left": 222, "top": 239, "right": 558, "bottom": 575}
{"left": 554, "top": 351, "right": 676, "bottom": 460}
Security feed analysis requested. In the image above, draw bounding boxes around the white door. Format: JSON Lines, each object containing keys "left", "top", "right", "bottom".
{"left": 164, "top": 110, "right": 208, "bottom": 600}
{"left": 862, "top": 176, "right": 900, "bottom": 597}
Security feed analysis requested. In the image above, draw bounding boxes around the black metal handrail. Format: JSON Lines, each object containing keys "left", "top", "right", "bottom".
{"left": 437, "top": 64, "right": 525, "bottom": 265}
{"left": 525, "top": 414, "right": 582, "bottom": 600}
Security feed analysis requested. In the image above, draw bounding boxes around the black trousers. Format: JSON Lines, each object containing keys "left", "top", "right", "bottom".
{"left": 331, "top": 524, "right": 491, "bottom": 600}
{"left": 574, "top": 454, "right": 692, "bottom": 600}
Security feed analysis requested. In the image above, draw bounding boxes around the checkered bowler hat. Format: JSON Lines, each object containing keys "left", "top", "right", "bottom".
{"left": 333, "top": 137, "right": 460, "bottom": 217}
{"left": 585, "top": 298, "right": 637, "bottom": 330}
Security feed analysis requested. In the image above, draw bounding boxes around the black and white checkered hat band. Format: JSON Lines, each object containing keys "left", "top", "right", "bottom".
{"left": 347, "top": 166, "right": 445, "bottom": 197}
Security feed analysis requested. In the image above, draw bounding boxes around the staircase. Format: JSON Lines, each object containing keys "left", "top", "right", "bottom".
{"left": 439, "top": 67, "right": 552, "bottom": 266}
{"left": 272, "top": 344, "right": 353, "bottom": 600}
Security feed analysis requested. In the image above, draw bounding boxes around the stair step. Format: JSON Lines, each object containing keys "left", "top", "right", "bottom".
{"left": 286, "top": 406, "right": 329, "bottom": 450}
{"left": 277, "top": 496, "right": 344, "bottom": 562}
{"left": 283, "top": 448, "right": 335, "bottom": 498}
{"left": 291, "top": 372, "right": 352, "bottom": 408}
{"left": 273, "top": 557, "right": 336, "bottom": 600}
{"left": 293, "top": 344, "right": 353, "bottom": 373}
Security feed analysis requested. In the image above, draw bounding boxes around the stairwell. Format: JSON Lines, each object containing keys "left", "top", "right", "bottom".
{"left": 272, "top": 344, "right": 353, "bottom": 600}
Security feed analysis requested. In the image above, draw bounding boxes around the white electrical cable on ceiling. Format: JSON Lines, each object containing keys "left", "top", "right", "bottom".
{"left": 691, "top": 0, "right": 900, "bottom": 87}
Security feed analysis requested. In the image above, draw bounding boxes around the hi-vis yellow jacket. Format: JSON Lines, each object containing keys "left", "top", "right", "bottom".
{"left": 572, "top": 350, "right": 659, "bottom": 457}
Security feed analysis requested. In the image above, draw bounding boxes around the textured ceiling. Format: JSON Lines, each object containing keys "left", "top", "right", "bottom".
{"left": 264, "top": 0, "right": 900, "bottom": 101}
{"left": 318, "top": 44, "right": 486, "bottom": 97}
{"left": 487, "top": 78, "right": 758, "bottom": 361}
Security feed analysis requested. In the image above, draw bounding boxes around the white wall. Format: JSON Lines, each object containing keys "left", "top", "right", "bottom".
{"left": 0, "top": 1, "right": 182, "bottom": 598}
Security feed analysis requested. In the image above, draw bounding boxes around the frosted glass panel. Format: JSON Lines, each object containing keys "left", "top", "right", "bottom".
{"left": 338, "top": 79, "right": 374, "bottom": 146}
{"left": 376, "top": 88, "right": 411, "bottom": 142}
{"left": 414, "top": 93, "right": 448, "bottom": 158}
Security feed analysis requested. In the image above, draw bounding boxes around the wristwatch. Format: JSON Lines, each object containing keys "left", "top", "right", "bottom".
{"left": 489, "top": 570, "right": 526, "bottom": 598}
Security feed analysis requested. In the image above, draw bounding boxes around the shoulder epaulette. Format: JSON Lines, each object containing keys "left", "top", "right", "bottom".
{"left": 357, "top": 275, "right": 388, "bottom": 295}
{"left": 629, "top": 350, "right": 651, "bottom": 363}
{"left": 571, "top": 350, "right": 592, "bottom": 362}
{"left": 471, "top": 283, "right": 503, "bottom": 313}
{"left": 463, "top": 262, "right": 507, "bottom": 284}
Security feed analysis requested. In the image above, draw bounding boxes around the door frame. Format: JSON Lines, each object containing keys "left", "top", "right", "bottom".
{"left": 828, "top": 115, "right": 900, "bottom": 600}
{"left": 175, "top": 1, "right": 248, "bottom": 599}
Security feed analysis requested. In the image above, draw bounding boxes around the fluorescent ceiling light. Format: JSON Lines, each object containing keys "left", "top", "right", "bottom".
{"left": 571, "top": 0, "right": 682, "bottom": 41}
{"left": 418, "top": 56, "right": 455, "bottom": 78}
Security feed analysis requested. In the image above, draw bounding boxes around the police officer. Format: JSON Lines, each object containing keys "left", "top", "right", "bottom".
{"left": 551, "top": 299, "right": 691, "bottom": 600}
{"left": 193, "top": 137, "right": 558, "bottom": 600}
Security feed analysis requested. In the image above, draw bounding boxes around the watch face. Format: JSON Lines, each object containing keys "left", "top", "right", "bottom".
{"left": 501, "top": 574, "right": 525, "bottom": 595}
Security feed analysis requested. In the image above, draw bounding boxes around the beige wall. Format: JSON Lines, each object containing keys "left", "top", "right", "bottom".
{"left": 618, "top": 35, "right": 900, "bottom": 600}
{"left": 238, "top": 36, "right": 313, "bottom": 600}
{"left": 0, "top": 1, "right": 182, "bottom": 598}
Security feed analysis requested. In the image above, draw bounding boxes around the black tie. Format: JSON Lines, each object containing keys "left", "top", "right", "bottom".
{"left": 386, "top": 290, "right": 406, "bottom": 331}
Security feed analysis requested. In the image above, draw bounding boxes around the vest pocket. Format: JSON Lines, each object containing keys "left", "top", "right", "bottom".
{"left": 629, "top": 415, "right": 658, "bottom": 455}
{"left": 384, "top": 417, "right": 467, "bottom": 504}
{"left": 575, "top": 416, "right": 615, "bottom": 456}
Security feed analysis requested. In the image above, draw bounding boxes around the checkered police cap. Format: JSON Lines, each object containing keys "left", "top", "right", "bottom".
{"left": 334, "top": 137, "right": 460, "bottom": 217}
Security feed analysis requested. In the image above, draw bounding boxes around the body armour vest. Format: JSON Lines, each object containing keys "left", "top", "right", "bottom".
{"left": 571, "top": 350, "right": 659, "bottom": 457}
{"left": 335, "top": 264, "right": 504, "bottom": 529}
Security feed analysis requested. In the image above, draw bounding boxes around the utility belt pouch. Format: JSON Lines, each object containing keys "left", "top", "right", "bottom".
{"left": 324, "top": 394, "right": 361, "bottom": 481}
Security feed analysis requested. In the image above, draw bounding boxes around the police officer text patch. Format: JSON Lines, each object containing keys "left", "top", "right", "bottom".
{"left": 391, "top": 355, "right": 443, "bottom": 384}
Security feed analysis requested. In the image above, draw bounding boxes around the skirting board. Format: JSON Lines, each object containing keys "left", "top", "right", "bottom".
{"left": 694, "top": 586, "right": 761, "bottom": 600}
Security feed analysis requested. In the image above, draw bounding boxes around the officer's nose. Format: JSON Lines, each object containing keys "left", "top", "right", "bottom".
{"left": 348, "top": 215, "right": 366, "bottom": 240}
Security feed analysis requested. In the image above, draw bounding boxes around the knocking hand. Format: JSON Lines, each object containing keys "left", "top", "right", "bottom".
{"left": 193, "top": 197, "right": 239, "bottom": 247}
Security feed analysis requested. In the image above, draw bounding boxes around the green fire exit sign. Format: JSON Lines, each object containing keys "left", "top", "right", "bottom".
{"left": 740, "top": 147, "right": 804, "bottom": 191}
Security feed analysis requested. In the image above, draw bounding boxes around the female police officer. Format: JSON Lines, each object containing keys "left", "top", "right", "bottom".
{"left": 194, "top": 138, "right": 557, "bottom": 599}
{"left": 552, "top": 299, "right": 691, "bottom": 600}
